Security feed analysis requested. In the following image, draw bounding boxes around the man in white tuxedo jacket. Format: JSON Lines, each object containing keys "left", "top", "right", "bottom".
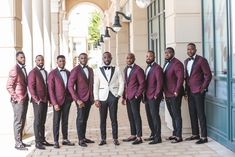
{"left": 94, "top": 51, "right": 124, "bottom": 146}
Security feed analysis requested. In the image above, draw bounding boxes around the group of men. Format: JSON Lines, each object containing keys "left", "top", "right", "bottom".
{"left": 6, "top": 53, "right": 94, "bottom": 150}
{"left": 121, "top": 43, "right": 211, "bottom": 146}
{"left": 6, "top": 42, "right": 212, "bottom": 151}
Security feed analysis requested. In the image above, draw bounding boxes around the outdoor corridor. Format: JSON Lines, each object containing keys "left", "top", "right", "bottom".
{"left": 0, "top": 103, "right": 235, "bottom": 157}
{"left": 2, "top": 102, "right": 235, "bottom": 157}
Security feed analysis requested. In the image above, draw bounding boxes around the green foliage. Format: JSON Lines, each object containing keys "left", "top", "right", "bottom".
{"left": 88, "top": 11, "right": 102, "bottom": 45}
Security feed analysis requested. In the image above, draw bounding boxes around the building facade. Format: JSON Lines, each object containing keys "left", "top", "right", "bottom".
{"left": 202, "top": 0, "right": 235, "bottom": 152}
{"left": 0, "top": 0, "right": 234, "bottom": 152}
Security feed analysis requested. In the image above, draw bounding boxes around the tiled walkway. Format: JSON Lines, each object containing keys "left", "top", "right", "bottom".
{"left": 2, "top": 102, "right": 235, "bottom": 157}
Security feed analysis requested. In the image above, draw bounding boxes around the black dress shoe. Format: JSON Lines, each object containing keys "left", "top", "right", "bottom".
{"left": 132, "top": 138, "right": 143, "bottom": 145}
{"left": 144, "top": 136, "right": 154, "bottom": 141}
{"left": 166, "top": 136, "right": 176, "bottom": 140}
{"left": 36, "top": 143, "right": 46, "bottom": 150}
{"left": 99, "top": 140, "right": 107, "bottom": 146}
{"left": 123, "top": 136, "right": 137, "bottom": 142}
{"left": 22, "top": 142, "right": 31, "bottom": 147}
{"left": 41, "top": 140, "right": 54, "bottom": 146}
{"left": 79, "top": 140, "right": 88, "bottom": 147}
{"left": 113, "top": 139, "right": 120, "bottom": 146}
{"left": 195, "top": 138, "right": 208, "bottom": 144}
{"left": 171, "top": 137, "right": 183, "bottom": 143}
{"left": 83, "top": 138, "right": 95, "bottom": 143}
{"left": 62, "top": 139, "right": 75, "bottom": 146}
{"left": 149, "top": 138, "right": 162, "bottom": 144}
{"left": 15, "top": 144, "right": 28, "bottom": 151}
{"left": 54, "top": 142, "right": 60, "bottom": 149}
{"left": 185, "top": 135, "right": 200, "bottom": 141}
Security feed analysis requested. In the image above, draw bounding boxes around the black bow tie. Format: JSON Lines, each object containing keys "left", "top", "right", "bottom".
{"left": 40, "top": 68, "right": 44, "bottom": 71}
{"left": 103, "top": 66, "right": 111, "bottom": 70}
{"left": 127, "top": 65, "right": 133, "bottom": 69}
{"left": 188, "top": 57, "right": 194, "bottom": 61}
{"left": 165, "top": 59, "right": 170, "bottom": 63}
{"left": 82, "top": 65, "right": 88, "bottom": 69}
{"left": 147, "top": 64, "right": 152, "bottom": 68}
{"left": 21, "top": 65, "right": 26, "bottom": 69}
{"left": 60, "top": 69, "right": 66, "bottom": 72}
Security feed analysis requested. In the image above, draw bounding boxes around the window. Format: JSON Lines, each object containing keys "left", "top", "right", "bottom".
{"left": 147, "top": 0, "right": 165, "bottom": 64}
{"left": 202, "top": 0, "right": 229, "bottom": 100}
{"left": 231, "top": 0, "right": 235, "bottom": 102}
{"left": 202, "top": 0, "right": 215, "bottom": 96}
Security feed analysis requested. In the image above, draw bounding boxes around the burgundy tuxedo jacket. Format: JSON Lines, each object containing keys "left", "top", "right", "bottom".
{"left": 47, "top": 68, "right": 72, "bottom": 106}
{"left": 123, "top": 64, "right": 145, "bottom": 100}
{"left": 68, "top": 64, "right": 94, "bottom": 103}
{"left": 145, "top": 62, "right": 163, "bottom": 100}
{"left": 28, "top": 67, "right": 49, "bottom": 103}
{"left": 163, "top": 58, "right": 184, "bottom": 97}
{"left": 184, "top": 55, "right": 212, "bottom": 94}
{"left": 6, "top": 64, "right": 28, "bottom": 103}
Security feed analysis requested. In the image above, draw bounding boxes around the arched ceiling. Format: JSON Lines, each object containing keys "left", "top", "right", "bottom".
{"left": 66, "top": 0, "right": 111, "bottom": 13}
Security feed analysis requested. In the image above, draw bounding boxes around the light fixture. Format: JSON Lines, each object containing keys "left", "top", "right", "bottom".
{"left": 99, "top": 34, "right": 104, "bottom": 43}
{"left": 97, "top": 40, "right": 101, "bottom": 47}
{"left": 136, "top": 0, "right": 151, "bottom": 8}
{"left": 112, "top": 11, "right": 131, "bottom": 32}
{"left": 104, "top": 26, "right": 116, "bottom": 39}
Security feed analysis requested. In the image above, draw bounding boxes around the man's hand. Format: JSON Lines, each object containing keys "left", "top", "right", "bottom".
{"left": 77, "top": 100, "right": 85, "bottom": 108}
{"left": 174, "top": 92, "right": 178, "bottom": 97}
{"left": 94, "top": 100, "right": 101, "bottom": 108}
{"left": 121, "top": 98, "right": 126, "bottom": 105}
{"left": 37, "top": 100, "right": 41, "bottom": 105}
{"left": 54, "top": 104, "right": 60, "bottom": 111}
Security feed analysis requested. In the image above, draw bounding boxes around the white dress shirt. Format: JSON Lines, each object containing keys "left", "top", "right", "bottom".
{"left": 82, "top": 65, "right": 89, "bottom": 78}
{"left": 145, "top": 62, "right": 154, "bottom": 78}
{"left": 163, "top": 57, "right": 174, "bottom": 72}
{"left": 37, "top": 66, "right": 47, "bottom": 84}
{"left": 58, "top": 67, "right": 67, "bottom": 86}
{"left": 187, "top": 54, "right": 196, "bottom": 76}
{"left": 18, "top": 63, "right": 27, "bottom": 78}
{"left": 127, "top": 64, "right": 134, "bottom": 78}
{"left": 104, "top": 66, "right": 111, "bottom": 82}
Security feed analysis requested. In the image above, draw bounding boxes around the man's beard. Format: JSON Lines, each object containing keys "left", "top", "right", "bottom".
{"left": 146, "top": 60, "right": 153, "bottom": 64}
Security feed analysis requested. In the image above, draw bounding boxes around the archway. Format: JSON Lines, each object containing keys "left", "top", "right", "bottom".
{"left": 65, "top": 2, "right": 104, "bottom": 68}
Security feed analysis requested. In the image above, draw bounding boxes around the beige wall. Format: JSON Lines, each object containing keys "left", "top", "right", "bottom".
{"left": 129, "top": 0, "right": 148, "bottom": 68}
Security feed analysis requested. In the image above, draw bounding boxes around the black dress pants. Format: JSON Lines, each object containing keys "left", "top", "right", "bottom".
{"left": 33, "top": 102, "right": 48, "bottom": 143}
{"left": 145, "top": 98, "right": 161, "bottom": 140}
{"left": 99, "top": 92, "right": 119, "bottom": 140}
{"left": 53, "top": 100, "right": 72, "bottom": 142}
{"left": 165, "top": 96, "right": 182, "bottom": 138}
{"left": 188, "top": 91, "right": 207, "bottom": 137}
{"left": 76, "top": 100, "right": 92, "bottom": 141}
{"left": 126, "top": 97, "right": 142, "bottom": 137}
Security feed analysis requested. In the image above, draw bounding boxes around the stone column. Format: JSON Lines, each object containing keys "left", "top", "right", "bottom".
{"left": 165, "top": 0, "right": 202, "bottom": 133}
{"left": 0, "top": 0, "right": 22, "bottom": 135}
{"left": 129, "top": 0, "right": 148, "bottom": 68}
{"left": 51, "top": 0, "right": 60, "bottom": 67}
{"left": 116, "top": 22, "right": 129, "bottom": 70}
{"left": 32, "top": 0, "right": 44, "bottom": 59}
{"left": 22, "top": 0, "right": 33, "bottom": 68}
{"left": 61, "top": 20, "right": 72, "bottom": 69}
{"left": 43, "top": 0, "right": 52, "bottom": 70}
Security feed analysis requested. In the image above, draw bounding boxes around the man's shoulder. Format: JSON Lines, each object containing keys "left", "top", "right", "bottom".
{"left": 28, "top": 67, "right": 37, "bottom": 74}
{"left": 133, "top": 64, "right": 144, "bottom": 72}
{"left": 48, "top": 68, "right": 58, "bottom": 75}
{"left": 8, "top": 64, "right": 19, "bottom": 76}
{"left": 173, "top": 58, "right": 184, "bottom": 66}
